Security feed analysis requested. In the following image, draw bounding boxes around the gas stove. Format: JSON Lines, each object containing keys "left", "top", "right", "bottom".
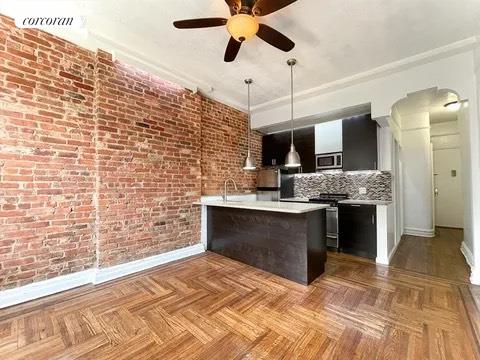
{"left": 308, "top": 193, "right": 349, "bottom": 206}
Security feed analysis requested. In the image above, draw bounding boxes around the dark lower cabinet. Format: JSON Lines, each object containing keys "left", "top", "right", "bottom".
{"left": 338, "top": 204, "right": 376, "bottom": 259}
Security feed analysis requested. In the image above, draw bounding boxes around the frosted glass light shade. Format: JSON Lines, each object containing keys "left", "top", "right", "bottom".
{"left": 227, "top": 14, "right": 259, "bottom": 42}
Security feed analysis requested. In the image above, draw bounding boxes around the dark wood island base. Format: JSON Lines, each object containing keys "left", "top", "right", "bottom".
{"left": 207, "top": 206, "right": 327, "bottom": 285}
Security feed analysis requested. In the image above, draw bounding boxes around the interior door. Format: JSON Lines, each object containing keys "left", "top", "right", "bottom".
{"left": 433, "top": 148, "right": 464, "bottom": 228}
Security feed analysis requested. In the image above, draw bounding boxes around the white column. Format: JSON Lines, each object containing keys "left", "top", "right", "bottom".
{"left": 400, "top": 112, "right": 435, "bottom": 237}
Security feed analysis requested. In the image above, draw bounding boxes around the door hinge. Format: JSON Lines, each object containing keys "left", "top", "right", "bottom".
{"left": 372, "top": 214, "right": 375, "bottom": 224}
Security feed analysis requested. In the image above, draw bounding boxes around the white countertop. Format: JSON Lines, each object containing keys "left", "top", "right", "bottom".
{"left": 195, "top": 200, "right": 329, "bottom": 214}
{"left": 279, "top": 197, "right": 310, "bottom": 203}
{"left": 338, "top": 199, "right": 392, "bottom": 205}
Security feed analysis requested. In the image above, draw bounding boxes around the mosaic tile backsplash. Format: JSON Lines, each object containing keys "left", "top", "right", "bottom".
{"left": 294, "top": 171, "right": 392, "bottom": 201}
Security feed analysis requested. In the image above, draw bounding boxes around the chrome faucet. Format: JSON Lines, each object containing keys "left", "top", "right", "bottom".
{"left": 223, "top": 178, "right": 238, "bottom": 203}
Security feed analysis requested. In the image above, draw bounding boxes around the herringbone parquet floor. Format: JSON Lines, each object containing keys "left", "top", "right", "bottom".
{"left": 1, "top": 249, "right": 479, "bottom": 359}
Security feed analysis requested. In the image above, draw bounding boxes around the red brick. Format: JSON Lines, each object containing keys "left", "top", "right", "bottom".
{"left": 6, "top": 47, "right": 37, "bottom": 61}
{"left": 59, "top": 70, "right": 83, "bottom": 82}
{"left": 5, "top": 74, "right": 36, "bottom": 88}
{"left": 74, "top": 82, "right": 94, "bottom": 91}
{"left": 0, "top": 13, "right": 261, "bottom": 291}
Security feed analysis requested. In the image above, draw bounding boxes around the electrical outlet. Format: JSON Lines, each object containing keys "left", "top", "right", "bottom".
{"left": 359, "top": 187, "right": 367, "bottom": 195}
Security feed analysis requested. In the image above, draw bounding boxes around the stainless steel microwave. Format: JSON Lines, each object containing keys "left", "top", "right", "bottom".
{"left": 315, "top": 152, "right": 343, "bottom": 171}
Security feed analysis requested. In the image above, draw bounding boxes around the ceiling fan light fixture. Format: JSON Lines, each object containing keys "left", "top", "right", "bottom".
{"left": 227, "top": 14, "right": 259, "bottom": 42}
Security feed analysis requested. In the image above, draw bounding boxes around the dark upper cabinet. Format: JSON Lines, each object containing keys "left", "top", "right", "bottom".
{"left": 262, "top": 127, "right": 315, "bottom": 173}
{"left": 342, "top": 114, "right": 378, "bottom": 171}
{"left": 262, "top": 131, "right": 290, "bottom": 167}
{"left": 338, "top": 204, "right": 376, "bottom": 259}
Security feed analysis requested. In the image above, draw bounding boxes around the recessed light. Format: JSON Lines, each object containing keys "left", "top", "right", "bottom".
{"left": 444, "top": 101, "right": 461, "bottom": 112}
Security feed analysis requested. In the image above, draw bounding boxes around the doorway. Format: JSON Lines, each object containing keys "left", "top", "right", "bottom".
{"left": 389, "top": 89, "right": 469, "bottom": 282}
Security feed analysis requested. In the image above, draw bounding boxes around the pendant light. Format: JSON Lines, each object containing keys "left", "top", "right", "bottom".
{"left": 243, "top": 78, "right": 256, "bottom": 171}
{"left": 285, "top": 58, "right": 301, "bottom": 168}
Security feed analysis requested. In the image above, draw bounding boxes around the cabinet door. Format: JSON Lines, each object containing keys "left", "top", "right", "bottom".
{"left": 262, "top": 127, "right": 315, "bottom": 172}
{"left": 338, "top": 204, "right": 376, "bottom": 259}
{"left": 262, "top": 132, "right": 290, "bottom": 167}
{"left": 342, "top": 114, "right": 378, "bottom": 171}
{"left": 315, "top": 120, "right": 343, "bottom": 154}
{"left": 293, "top": 127, "right": 315, "bottom": 173}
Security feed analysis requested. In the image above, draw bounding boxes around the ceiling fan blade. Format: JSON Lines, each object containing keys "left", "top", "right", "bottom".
{"left": 225, "top": 0, "right": 240, "bottom": 15}
{"left": 173, "top": 18, "right": 227, "bottom": 29}
{"left": 253, "top": 0, "right": 297, "bottom": 16}
{"left": 257, "top": 24, "right": 295, "bottom": 52}
{"left": 224, "top": 37, "right": 242, "bottom": 62}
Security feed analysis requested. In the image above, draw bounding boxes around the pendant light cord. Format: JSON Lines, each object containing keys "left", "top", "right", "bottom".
{"left": 290, "top": 61, "right": 294, "bottom": 145}
{"left": 247, "top": 80, "right": 251, "bottom": 152}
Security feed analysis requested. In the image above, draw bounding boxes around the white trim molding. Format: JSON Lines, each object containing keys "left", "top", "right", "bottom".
{"left": 0, "top": 244, "right": 205, "bottom": 309}
{"left": 404, "top": 227, "right": 435, "bottom": 237}
{"left": 0, "top": 269, "right": 96, "bottom": 309}
{"left": 94, "top": 243, "right": 205, "bottom": 285}
{"left": 376, "top": 205, "right": 389, "bottom": 265}
{"left": 376, "top": 204, "right": 397, "bottom": 265}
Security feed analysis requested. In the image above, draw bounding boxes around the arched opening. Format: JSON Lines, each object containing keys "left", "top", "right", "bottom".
{"left": 386, "top": 87, "right": 470, "bottom": 282}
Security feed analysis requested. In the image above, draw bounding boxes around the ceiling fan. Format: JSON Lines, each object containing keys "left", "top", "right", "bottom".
{"left": 173, "top": 0, "right": 297, "bottom": 62}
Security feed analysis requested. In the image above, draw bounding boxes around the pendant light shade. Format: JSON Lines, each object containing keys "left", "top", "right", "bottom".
{"left": 285, "top": 58, "right": 301, "bottom": 168}
{"left": 243, "top": 78, "right": 256, "bottom": 171}
{"left": 285, "top": 143, "right": 301, "bottom": 168}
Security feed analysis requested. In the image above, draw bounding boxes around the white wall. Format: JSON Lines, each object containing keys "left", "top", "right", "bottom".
{"left": 400, "top": 112, "right": 435, "bottom": 237}
{"left": 377, "top": 126, "right": 393, "bottom": 171}
{"left": 458, "top": 102, "right": 476, "bottom": 270}
{"left": 431, "top": 121, "right": 460, "bottom": 150}
{"left": 393, "top": 140, "right": 404, "bottom": 245}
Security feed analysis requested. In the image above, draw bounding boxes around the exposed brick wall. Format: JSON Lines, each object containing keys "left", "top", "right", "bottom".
{"left": 0, "top": 16, "right": 97, "bottom": 289}
{"left": 0, "top": 14, "right": 261, "bottom": 289}
{"left": 94, "top": 50, "right": 202, "bottom": 267}
{"left": 201, "top": 97, "right": 262, "bottom": 195}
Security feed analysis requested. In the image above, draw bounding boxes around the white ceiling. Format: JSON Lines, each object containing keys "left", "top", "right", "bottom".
{"left": 393, "top": 89, "right": 459, "bottom": 124}
{"left": 2, "top": 0, "right": 480, "bottom": 108}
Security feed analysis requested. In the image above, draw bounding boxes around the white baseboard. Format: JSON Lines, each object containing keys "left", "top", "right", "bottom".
{"left": 94, "top": 243, "right": 205, "bottom": 284}
{"left": 460, "top": 241, "right": 480, "bottom": 285}
{"left": 0, "top": 269, "right": 96, "bottom": 309}
{"left": 375, "top": 255, "right": 389, "bottom": 265}
{"left": 461, "top": 241, "right": 474, "bottom": 267}
{"left": 404, "top": 227, "right": 435, "bottom": 237}
{"left": 470, "top": 268, "right": 480, "bottom": 285}
{"left": 0, "top": 244, "right": 205, "bottom": 309}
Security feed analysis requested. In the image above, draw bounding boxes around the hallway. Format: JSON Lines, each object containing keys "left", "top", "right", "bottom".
{"left": 390, "top": 227, "right": 470, "bottom": 282}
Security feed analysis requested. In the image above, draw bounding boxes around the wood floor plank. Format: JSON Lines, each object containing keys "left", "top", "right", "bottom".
{"left": 0, "top": 229, "right": 478, "bottom": 359}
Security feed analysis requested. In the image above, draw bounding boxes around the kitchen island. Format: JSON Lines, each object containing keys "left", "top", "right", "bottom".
{"left": 198, "top": 200, "right": 329, "bottom": 285}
